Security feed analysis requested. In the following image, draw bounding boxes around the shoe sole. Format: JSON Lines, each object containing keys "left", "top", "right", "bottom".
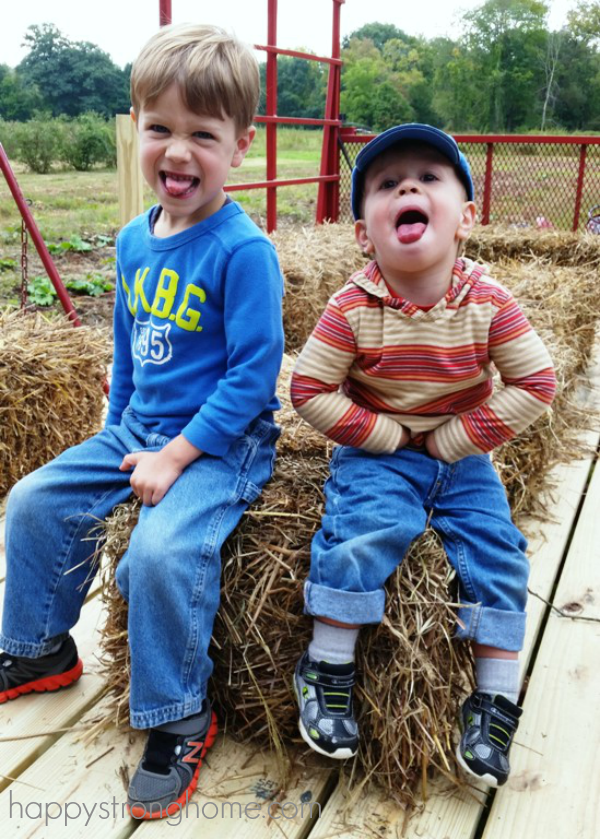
{"left": 0, "top": 658, "right": 84, "bottom": 703}
{"left": 128, "top": 711, "right": 218, "bottom": 820}
{"left": 455, "top": 744, "right": 500, "bottom": 788}
{"left": 293, "top": 678, "right": 357, "bottom": 760}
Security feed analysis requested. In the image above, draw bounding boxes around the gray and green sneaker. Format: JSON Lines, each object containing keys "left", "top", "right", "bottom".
{"left": 456, "top": 691, "right": 522, "bottom": 787}
{"left": 293, "top": 651, "right": 358, "bottom": 759}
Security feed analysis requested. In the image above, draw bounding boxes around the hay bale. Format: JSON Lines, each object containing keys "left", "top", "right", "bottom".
{"left": 466, "top": 226, "right": 600, "bottom": 267}
{"left": 270, "top": 223, "right": 364, "bottom": 352}
{"left": 0, "top": 311, "right": 110, "bottom": 496}
{"left": 88, "top": 416, "right": 472, "bottom": 808}
{"left": 86, "top": 224, "right": 600, "bottom": 806}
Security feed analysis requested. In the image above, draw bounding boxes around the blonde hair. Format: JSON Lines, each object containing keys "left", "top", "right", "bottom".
{"left": 131, "top": 23, "right": 260, "bottom": 132}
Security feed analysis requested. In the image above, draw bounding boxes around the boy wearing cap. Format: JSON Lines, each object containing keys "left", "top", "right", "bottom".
{"left": 290, "top": 124, "right": 556, "bottom": 787}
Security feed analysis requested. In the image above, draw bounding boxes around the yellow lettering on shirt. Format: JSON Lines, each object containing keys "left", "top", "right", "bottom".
{"left": 175, "top": 284, "right": 206, "bottom": 332}
{"left": 151, "top": 268, "right": 179, "bottom": 319}
{"left": 134, "top": 268, "right": 152, "bottom": 314}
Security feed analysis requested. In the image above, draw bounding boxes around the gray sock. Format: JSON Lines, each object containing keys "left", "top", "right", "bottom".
{"left": 155, "top": 701, "right": 210, "bottom": 735}
{"left": 475, "top": 657, "right": 520, "bottom": 704}
{"left": 308, "top": 619, "right": 359, "bottom": 664}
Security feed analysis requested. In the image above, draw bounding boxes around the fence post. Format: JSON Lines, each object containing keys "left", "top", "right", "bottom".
{"left": 159, "top": 0, "right": 172, "bottom": 25}
{"left": 116, "top": 114, "right": 144, "bottom": 229}
{"left": 573, "top": 144, "right": 588, "bottom": 232}
{"left": 481, "top": 142, "right": 494, "bottom": 226}
{"left": 265, "top": 0, "right": 278, "bottom": 232}
{"left": 316, "top": 0, "right": 344, "bottom": 223}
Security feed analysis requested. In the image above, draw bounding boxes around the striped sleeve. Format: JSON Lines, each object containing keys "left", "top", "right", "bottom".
{"left": 433, "top": 296, "right": 556, "bottom": 462}
{"left": 290, "top": 298, "right": 406, "bottom": 453}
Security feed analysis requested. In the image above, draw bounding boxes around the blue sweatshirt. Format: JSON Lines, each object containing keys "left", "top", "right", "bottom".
{"left": 106, "top": 201, "right": 284, "bottom": 456}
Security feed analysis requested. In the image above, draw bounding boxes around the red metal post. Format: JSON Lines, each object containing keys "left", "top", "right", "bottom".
{"left": 481, "top": 143, "right": 494, "bottom": 226}
{"left": 0, "top": 144, "right": 81, "bottom": 326}
{"left": 265, "top": 0, "right": 278, "bottom": 232}
{"left": 159, "top": 0, "right": 172, "bottom": 26}
{"left": 573, "top": 144, "right": 588, "bottom": 232}
{"left": 316, "top": 0, "right": 344, "bottom": 223}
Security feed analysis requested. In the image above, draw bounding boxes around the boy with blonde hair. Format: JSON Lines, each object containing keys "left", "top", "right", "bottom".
{"left": 291, "top": 124, "right": 556, "bottom": 787}
{"left": 0, "top": 24, "right": 284, "bottom": 818}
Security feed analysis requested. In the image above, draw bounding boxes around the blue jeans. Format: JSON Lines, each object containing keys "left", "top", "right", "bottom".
{"left": 305, "top": 446, "right": 529, "bottom": 652}
{"left": 1, "top": 407, "right": 279, "bottom": 728}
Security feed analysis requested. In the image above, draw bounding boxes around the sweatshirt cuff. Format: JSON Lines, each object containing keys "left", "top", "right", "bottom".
{"left": 432, "top": 418, "right": 485, "bottom": 463}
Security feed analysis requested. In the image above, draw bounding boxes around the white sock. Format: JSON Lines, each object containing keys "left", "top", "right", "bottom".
{"left": 475, "top": 657, "right": 520, "bottom": 704}
{"left": 308, "top": 619, "right": 359, "bottom": 664}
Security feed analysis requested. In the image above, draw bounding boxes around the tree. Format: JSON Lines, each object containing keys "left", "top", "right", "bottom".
{"left": 461, "top": 0, "right": 550, "bottom": 131}
{"left": 258, "top": 53, "right": 326, "bottom": 121}
{"left": 567, "top": 1, "right": 600, "bottom": 43}
{"left": 342, "top": 23, "right": 414, "bottom": 51}
{"left": 0, "top": 65, "right": 43, "bottom": 120}
{"left": 17, "top": 24, "right": 130, "bottom": 117}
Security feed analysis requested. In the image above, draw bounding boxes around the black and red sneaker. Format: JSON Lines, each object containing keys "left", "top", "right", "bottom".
{"left": 0, "top": 636, "right": 83, "bottom": 703}
{"left": 127, "top": 701, "right": 218, "bottom": 820}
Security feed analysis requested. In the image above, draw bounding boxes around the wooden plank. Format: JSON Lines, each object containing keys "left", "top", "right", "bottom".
{"left": 116, "top": 113, "right": 144, "bottom": 229}
{"left": 0, "top": 594, "right": 109, "bottom": 794}
{"left": 0, "top": 694, "right": 333, "bottom": 839}
{"left": 139, "top": 741, "right": 332, "bottom": 838}
{"left": 307, "top": 428, "right": 600, "bottom": 839}
{"left": 482, "top": 455, "right": 600, "bottom": 838}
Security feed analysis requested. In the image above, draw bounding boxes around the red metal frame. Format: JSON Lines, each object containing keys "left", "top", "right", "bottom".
{"left": 0, "top": 143, "right": 81, "bottom": 325}
{"left": 159, "top": 0, "right": 172, "bottom": 26}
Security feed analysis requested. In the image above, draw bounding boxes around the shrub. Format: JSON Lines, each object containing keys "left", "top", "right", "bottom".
{"left": 60, "top": 113, "right": 116, "bottom": 171}
{"left": 14, "top": 115, "right": 60, "bottom": 173}
{"left": 0, "top": 119, "right": 21, "bottom": 159}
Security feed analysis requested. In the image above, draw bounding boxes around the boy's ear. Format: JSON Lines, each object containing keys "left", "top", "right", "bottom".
{"left": 457, "top": 201, "right": 476, "bottom": 242}
{"left": 130, "top": 107, "right": 137, "bottom": 125}
{"left": 231, "top": 126, "right": 256, "bottom": 168}
{"left": 355, "top": 219, "right": 375, "bottom": 255}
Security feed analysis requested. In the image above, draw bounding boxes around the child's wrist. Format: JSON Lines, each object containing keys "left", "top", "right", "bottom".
{"left": 160, "top": 435, "right": 203, "bottom": 469}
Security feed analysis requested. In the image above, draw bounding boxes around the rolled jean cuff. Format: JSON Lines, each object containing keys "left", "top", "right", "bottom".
{"left": 455, "top": 601, "right": 526, "bottom": 652}
{"left": 0, "top": 631, "right": 69, "bottom": 658}
{"left": 304, "top": 580, "right": 385, "bottom": 625}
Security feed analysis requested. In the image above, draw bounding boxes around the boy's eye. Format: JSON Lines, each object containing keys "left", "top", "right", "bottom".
{"left": 379, "top": 178, "right": 398, "bottom": 190}
{"left": 421, "top": 172, "right": 438, "bottom": 182}
{"left": 148, "top": 124, "right": 169, "bottom": 134}
{"left": 193, "top": 131, "right": 215, "bottom": 140}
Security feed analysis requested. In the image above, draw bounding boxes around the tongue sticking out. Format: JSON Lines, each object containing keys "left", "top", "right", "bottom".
{"left": 397, "top": 221, "right": 427, "bottom": 244}
{"left": 164, "top": 175, "right": 196, "bottom": 197}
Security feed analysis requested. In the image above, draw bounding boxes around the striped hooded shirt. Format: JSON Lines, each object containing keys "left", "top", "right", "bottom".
{"left": 290, "top": 258, "right": 556, "bottom": 463}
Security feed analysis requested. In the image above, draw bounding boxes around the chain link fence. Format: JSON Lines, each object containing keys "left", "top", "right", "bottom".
{"left": 338, "top": 131, "right": 600, "bottom": 232}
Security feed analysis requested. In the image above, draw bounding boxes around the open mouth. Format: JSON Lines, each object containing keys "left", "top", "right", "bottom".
{"left": 396, "top": 209, "right": 428, "bottom": 244}
{"left": 160, "top": 171, "right": 200, "bottom": 198}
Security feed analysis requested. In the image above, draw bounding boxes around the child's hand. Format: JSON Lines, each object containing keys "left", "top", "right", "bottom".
{"left": 425, "top": 432, "right": 444, "bottom": 461}
{"left": 119, "top": 451, "right": 183, "bottom": 506}
{"left": 120, "top": 435, "right": 203, "bottom": 505}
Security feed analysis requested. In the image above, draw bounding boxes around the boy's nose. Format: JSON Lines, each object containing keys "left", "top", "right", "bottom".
{"left": 166, "top": 139, "right": 191, "bottom": 162}
{"left": 399, "top": 181, "right": 420, "bottom": 195}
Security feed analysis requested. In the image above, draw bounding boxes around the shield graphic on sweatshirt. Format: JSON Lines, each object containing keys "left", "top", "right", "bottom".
{"left": 132, "top": 318, "right": 173, "bottom": 367}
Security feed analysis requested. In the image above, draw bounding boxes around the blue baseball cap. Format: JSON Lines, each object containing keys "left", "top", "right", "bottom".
{"left": 351, "top": 123, "right": 474, "bottom": 219}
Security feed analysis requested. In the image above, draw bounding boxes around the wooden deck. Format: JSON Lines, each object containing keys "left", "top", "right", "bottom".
{"left": 1, "top": 367, "right": 599, "bottom": 839}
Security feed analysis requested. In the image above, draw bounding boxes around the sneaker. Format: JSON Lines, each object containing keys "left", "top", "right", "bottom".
{"left": 293, "top": 651, "right": 358, "bottom": 759}
{"left": 127, "top": 701, "right": 218, "bottom": 819}
{"left": 0, "top": 636, "right": 83, "bottom": 703}
{"left": 456, "top": 691, "right": 522, "bottom": 787}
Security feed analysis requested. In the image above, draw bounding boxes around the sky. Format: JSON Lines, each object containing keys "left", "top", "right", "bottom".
{"left": 0, "top": 0, "right": 580, "bottom": 70}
